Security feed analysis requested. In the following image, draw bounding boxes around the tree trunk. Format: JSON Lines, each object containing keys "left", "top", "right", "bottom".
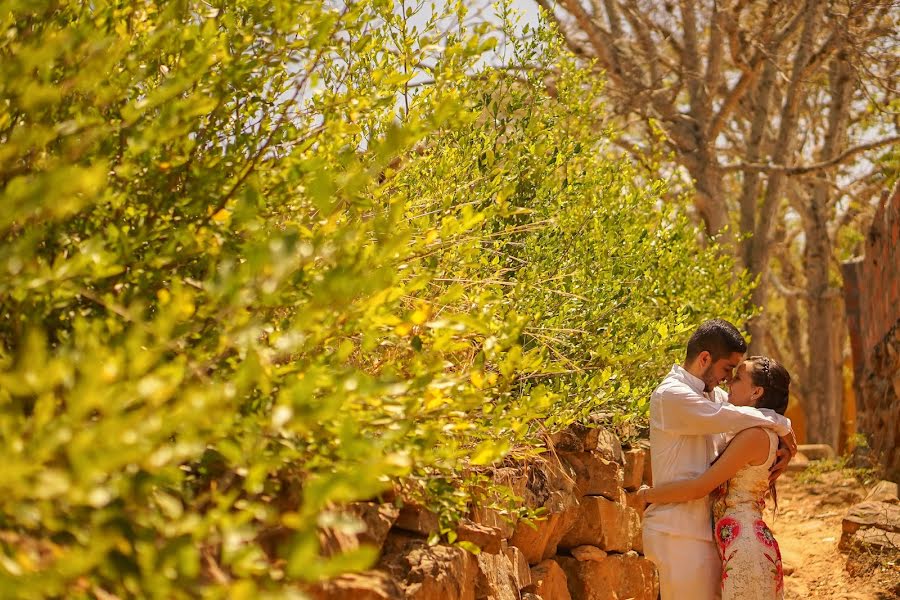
{"left": 802, "top": 196, "right": 842, "bottom": 447}
{"left": 747, "top": 0, "right": 823, "bottom": 357}
{"left": 801, "top": 54, "right": 853, "bottom": 447}
{"left": 842, "top": 182, "right": 900, "bottom": 480}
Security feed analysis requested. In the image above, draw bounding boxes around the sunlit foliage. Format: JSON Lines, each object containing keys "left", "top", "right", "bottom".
{"left": 0, "top": 1, "right": 749, "bottom": 596}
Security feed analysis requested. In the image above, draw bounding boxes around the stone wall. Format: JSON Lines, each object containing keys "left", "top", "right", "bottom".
{"left": 306, "top": 424, "right": 658, "bottom": 600}
{"left": 842, "top": 183, "right": 900, "bottom": 481}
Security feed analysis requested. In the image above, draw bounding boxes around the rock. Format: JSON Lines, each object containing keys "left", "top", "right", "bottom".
{"left": 470, "top": 467, "right": 529, "bottom": 538}
{"left": 624, "top": 491, "right": 644, "bottom": 519}
{"left": 560, "top": 452, "right": 623, "bottom": 499}
{"left": 865, "top": 480, "right": 899, "bottom": 504}
{"left": 549, "top": 424, "right": 602, "bottom": 453}
{"left": 470, "top": 504, "right": 515, "bottom": 540}
{"left": 394, "top": 504, "right": 440, "bottom": 537}
{"left": 840, "top": 499, "right": 900, "bottom": 554}
{"left": 841, "top": 527, "right": 900, "bottom": 554}
{"left": 842, "top": 501, "right": 900, "bottom": 535}
{"left": 510, "top": 491, "right": 579, "bottom": 564}
{"left": 550, "top": 421, "right": 626, "bottom": 465}
{"left": 637, "top": 441, "right": 652, "bottom": 486}
{"left": 797, "top": 444, "right": 836, "bottom": 461}
{"left": 628, "top": 507, "right": 643, "bottom": 554}
{"left": 305, "top": 571, "right": 403, "bottom": 600}
{"left": 592, "top": 426, "right": 626, "bottom": 465}
{"left": 530, "top": 559, "right": 572, "bottom": 600}
{"left": 510, "top": 514, "right": 561, "bottom": 566}
{"left": 786, "top": 451, "right": 810, "bottom": 472}
{"left": 496, "top": 466, "right": 530, "bottom": 497}
{"left": 305, "top": 502, "right": 400, "bottom": 561}
{"left": 521, "top": 594, "right": 542, "bottom": 600}
{"left": 622, "top": 493, "right": 645, "bottom": 553}
{"left": 622, "top": 449, "right": 646, "bottom": 492}
{"left": 558, "top": 496, "right": 637, "bottom": 553}
{"left": 351, "top": 502, "right": 400, "bottom": 549}
{"left": 504, "top": 545, "right": 532, "bottom": 589}
{"left": 379, "top": 532, "right": 478, "bottom": 600}
{"left": 556, "top": 552, "right": 658, "bottom": 600}
{"left": 522, "top": 458, "right": 577, "bottom": 509}
{"left": 475, "top": 551, "right": 521, "bottom": 600}
{"left": 456, "top": 519, "right": 502, "bottom": 554}
{"left": 571, "top": 545, "right": 607, "bottom": 562}
{"left": 318, "top": 526, "right": 360, "bottom": 559}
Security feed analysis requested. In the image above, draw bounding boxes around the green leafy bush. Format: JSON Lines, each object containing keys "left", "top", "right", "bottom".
{"left": 0, "top": 1, "right": 750, "bottom": 596}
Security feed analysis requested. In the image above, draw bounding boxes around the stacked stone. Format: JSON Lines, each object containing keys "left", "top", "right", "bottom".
{"left": 306, "top": 424, "right": 658, "bottom": 600}
{"left": 514, "top": 425, "right": 657, "bottom": 600}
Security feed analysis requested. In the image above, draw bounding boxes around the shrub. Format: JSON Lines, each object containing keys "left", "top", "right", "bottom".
{"left": 0, "top": 1, "right": 750, "bottom": 596}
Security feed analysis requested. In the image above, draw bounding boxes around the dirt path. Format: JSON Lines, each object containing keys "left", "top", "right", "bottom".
{"left": 774, "top": 469, "right": 898, "bottom": 599}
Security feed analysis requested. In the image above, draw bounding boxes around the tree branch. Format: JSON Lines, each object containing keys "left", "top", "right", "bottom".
{"left": 722, "top": 134, "right": 900, "bottom": 174}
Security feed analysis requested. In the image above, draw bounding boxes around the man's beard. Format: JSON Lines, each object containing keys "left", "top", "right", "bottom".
{"left": 700, "top": 363, "right": 717, "bottom": 392}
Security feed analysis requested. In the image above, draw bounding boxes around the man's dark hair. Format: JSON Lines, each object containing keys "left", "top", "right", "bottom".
{"left": 685, "top": 319, "right": 747, "bottom": 362}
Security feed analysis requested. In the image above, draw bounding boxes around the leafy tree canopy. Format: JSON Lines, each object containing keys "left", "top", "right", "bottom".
{"left": 0, "top": 0, "right": 749, "bottom": 596}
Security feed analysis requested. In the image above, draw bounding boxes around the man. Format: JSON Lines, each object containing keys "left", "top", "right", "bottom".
{"left": 642, "top": 319, "right": 796, "bottom": 600}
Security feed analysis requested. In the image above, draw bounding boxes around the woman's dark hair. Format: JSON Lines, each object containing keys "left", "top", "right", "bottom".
{"left": 745, "top": 355, "right": 792, "bottom": 512}
{"left": 746, "top": 356, "right": 791, "bottom": 415}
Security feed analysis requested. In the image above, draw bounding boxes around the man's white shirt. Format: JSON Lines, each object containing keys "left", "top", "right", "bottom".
{"left": 643, "top": 364, "right": 791, "bottom": 541}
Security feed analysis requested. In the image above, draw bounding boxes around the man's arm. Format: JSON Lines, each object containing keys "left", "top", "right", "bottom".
{"left": 653, "top": 384, "right": 792, "bottom": 437}
{"left": 639, "top": 428, "right": 770, "bottom": 505}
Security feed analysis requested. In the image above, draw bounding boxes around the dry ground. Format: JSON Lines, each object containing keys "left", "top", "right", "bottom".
{"left": 773, "top": 469, "right": 899, "bottom": 599}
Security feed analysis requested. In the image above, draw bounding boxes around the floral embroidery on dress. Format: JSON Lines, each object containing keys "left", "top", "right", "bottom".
{"left": 764, "top": 549, "right": 785, "bottom": 593}
{"left": 712, "top": 429, "right": 784, "bottom": 599}
{"left": 721, "top": 548, "right": 738, "bottom": 589}
{"left": 754, "top": 519, "right": 777, "bottom": 548}
{"left": 716, "top": 516, "right": 741, "bottom": 589}
{"left": 716, "top": 517, "right": 741, "bottom": 554}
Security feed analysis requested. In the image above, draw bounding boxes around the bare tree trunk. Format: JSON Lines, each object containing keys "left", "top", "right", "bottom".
{"left": 801, "top": 54, "right": 853, "bottom": 447}
{"left": 747, "top": 0, "right": 823, "bottom": 356}
{"left": 803, "top": 197, "right": 843, "bottom": 446}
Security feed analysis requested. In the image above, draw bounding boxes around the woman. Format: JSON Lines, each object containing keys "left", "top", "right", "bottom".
{"left": 637, "top": 356, "right": 790, "bottom": 599}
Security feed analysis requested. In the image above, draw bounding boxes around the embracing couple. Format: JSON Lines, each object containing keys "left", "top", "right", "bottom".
{"left": 636, "top": 319, "right": 797, "bottom": 600}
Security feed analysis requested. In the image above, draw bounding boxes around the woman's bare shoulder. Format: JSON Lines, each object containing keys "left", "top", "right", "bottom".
{"left": 733, "top": 426, "right": 770, "bottom": 443}
{"left": 730, "top": 426, "right": 771, "bottom": 465}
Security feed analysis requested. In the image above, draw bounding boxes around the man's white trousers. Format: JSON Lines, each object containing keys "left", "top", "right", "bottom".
{"left": 643, "top": 529, "right": 721, "bottom": 600}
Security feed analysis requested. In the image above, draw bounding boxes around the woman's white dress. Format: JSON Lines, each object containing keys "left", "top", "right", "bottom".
{"left": 711, "top": 429, "right": 785, "bottom": 599}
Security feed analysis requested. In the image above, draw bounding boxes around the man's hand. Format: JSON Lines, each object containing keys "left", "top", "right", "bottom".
{"left": 769, "top": 428, "right": 798, "bottom": 485}
{"left": 636, "top": 485, "right": 650, "bottom": 512}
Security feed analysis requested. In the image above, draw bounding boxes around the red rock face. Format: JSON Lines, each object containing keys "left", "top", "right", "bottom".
{"left": 509, "top": 489, "right": 580, "bottom": 564}
{"left": 307, "top": 425, "right": 659, "bottom": 600}
{"left": 557, "top": 495, "right": 640, "bottom": 553}
{"left": 622, "top": 448, "right": 646, "bottom": 492}
{"left": 843, "top": 184, "right": 900, "bottom": 480}
{"left": 306, "top": 572, "right": 404, "bottom": 600}
{"left": 530, "top": 558, "right": 573, "bottom": 600}
{"left": 560, "top": 451, "right": 624, "bottom": 499}
{"left": 843, "top": 184, "right": 900, "bottom": 370}
{"left": 556, "top": 551, "right": 659, "bottom": 600}
{"left": 379, "top": 532, "right": 479, "bottom": 600}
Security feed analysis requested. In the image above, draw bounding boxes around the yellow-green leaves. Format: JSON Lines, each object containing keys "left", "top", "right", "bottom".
{"left": 0, "top": 0, "right": 750, "bottom": 595}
